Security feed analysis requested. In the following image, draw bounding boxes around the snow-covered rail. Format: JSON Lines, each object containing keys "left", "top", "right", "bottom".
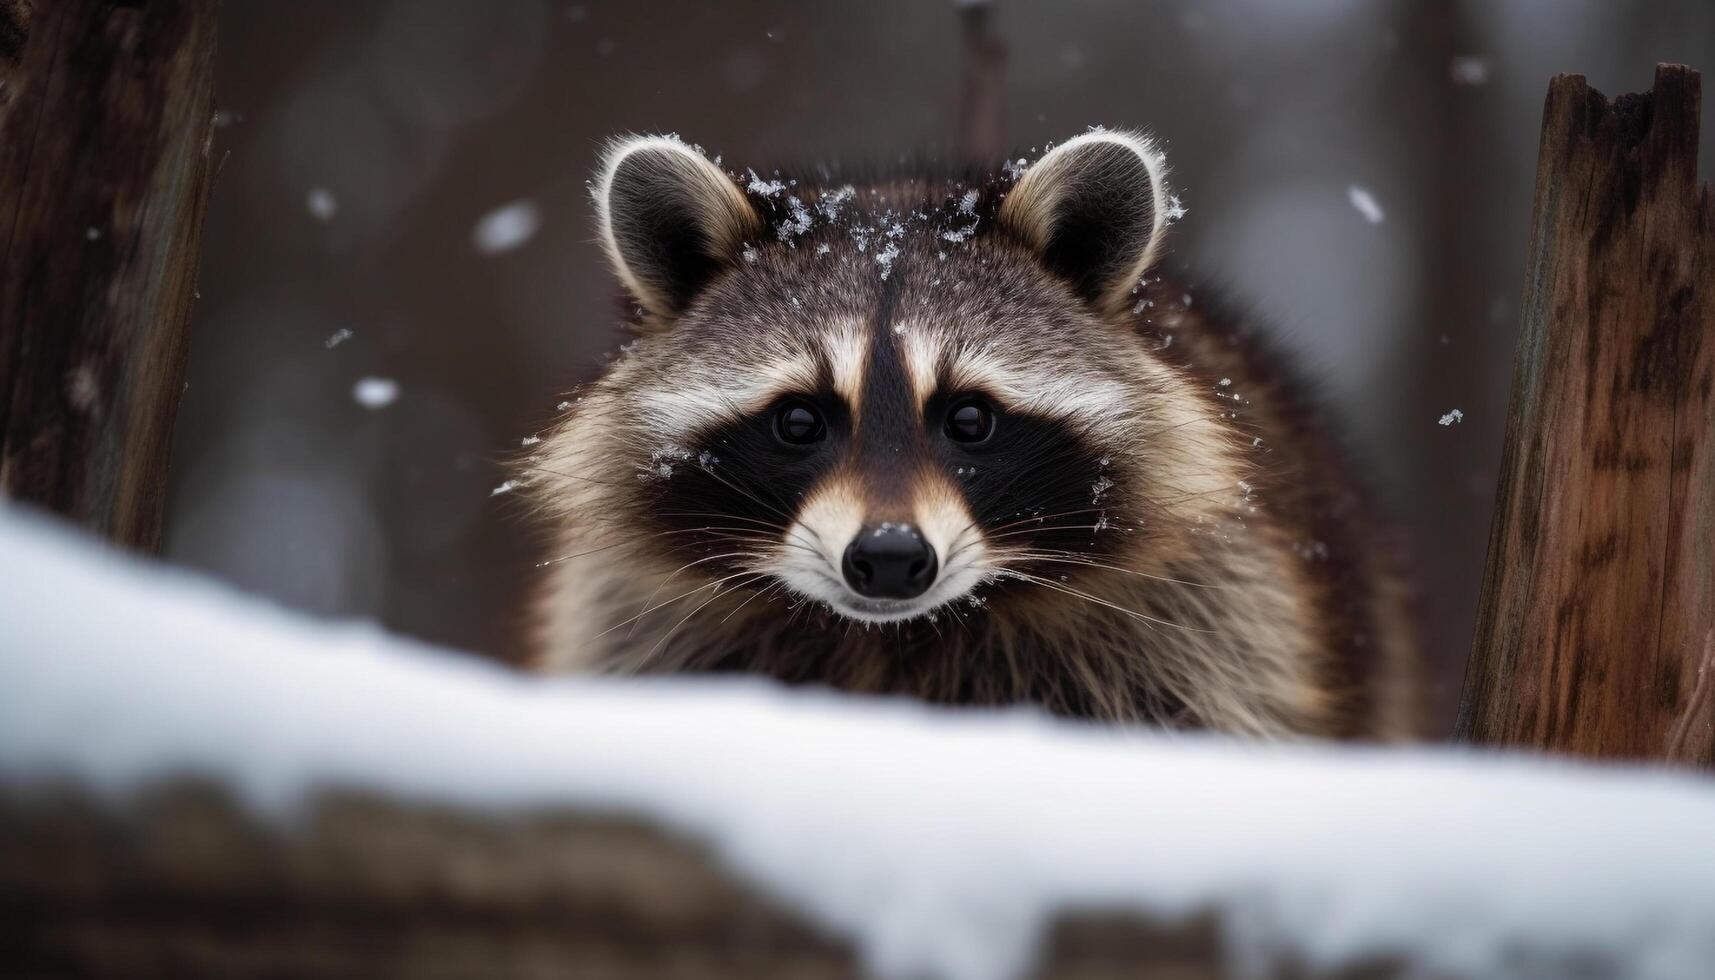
{"left": 4, "top": 503, "right": 1715, "bottom": 979}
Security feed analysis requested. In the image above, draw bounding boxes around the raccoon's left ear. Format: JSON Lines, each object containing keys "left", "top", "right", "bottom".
{"left": 998, "top": 130, "right": 1172, "bottom": 315}
{"left": 592, "top": 135, "right": 763, "bottom": 319}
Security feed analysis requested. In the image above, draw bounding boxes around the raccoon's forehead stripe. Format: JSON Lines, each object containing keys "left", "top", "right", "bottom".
{"left": 890, "top": 321, "right": 1133, "bottom": 428}
{"left": 948, "top": 351, "right": 1134, "bottom": 429}
{"left": 823, "top": 319, "right": 869, "bottom": 411}
{"left": 897, "top": 326, "right": 944, "bottom": 405}
{"left": 635, "top": 353, "right": 819, "bottom": 437}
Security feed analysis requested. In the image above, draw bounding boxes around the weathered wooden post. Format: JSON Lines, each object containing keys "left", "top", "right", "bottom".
{"left": 1458, "top": 65, "right": 1715, "bottom": 765}
{"left": 0, "top": 0, "right": 216, "bottom": 552}
{"left": 957, "top": 1, "right": 1007, "bottom": 165}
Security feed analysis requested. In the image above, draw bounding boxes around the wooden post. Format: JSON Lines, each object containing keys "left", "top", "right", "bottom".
{"left": 1458, "top": 65, "right": 1715, "bottom": 765}
{"left": 0, "top": 0, "right": 216, "bottom": 552}
{"left": 957, "top": 2, "right": 1007, "bottom": 165}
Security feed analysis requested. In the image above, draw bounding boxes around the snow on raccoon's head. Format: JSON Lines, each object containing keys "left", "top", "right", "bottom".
{"left": 548, "top": 131, "right": 1206, "bottom": 626}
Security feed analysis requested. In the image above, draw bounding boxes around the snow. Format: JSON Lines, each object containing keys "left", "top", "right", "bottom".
{"left": 1346, "top": 185, "right": 1385, "bottom": 224}
{"left": 305, "top": 187, "right": 339, "bottom": 222}
{"left": 776, "top": 196, "right": 814, "bottom": 243}
{"left": 323, "top": 327, "right": 353, "bottom": 349}
{"left": 1439, "top": 408, "right": 1465, "bottom": 426}
{"left": 1450, "top": 56, "right": 1491, "bottom": 86}
{"left": 875, "top": 242, "right": 900, "bottom": 280}
{"left": 816, "top": 186, "right": 855, "bottom": 222}
{"left": 746, "top": 169, "right": 787, "bottom": 198}
{"left": 941, "top": 222, "right": 978, "bottom": 244}
{"left": 351, "top": 376, "right": 399, "bottom": 408}
{"left": 4, "top": 504, "right": 1715, "bottom": 980}
{"left": 489, "top": 478, "right": 522, "bottom": 496}
{"left": 472, "top": 200, "right": 542, "bottom": 255}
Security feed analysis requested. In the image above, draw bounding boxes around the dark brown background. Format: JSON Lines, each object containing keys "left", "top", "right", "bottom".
{"left": 165, "top": 0, "right": 1715, "bottom": 734}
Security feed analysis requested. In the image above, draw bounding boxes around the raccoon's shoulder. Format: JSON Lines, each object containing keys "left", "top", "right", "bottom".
{"left": 1134, "top": 269, "right": 1420, "bottom": 737}
{"left": 1128, "top": 268, "right": 1366, "bottom": 483}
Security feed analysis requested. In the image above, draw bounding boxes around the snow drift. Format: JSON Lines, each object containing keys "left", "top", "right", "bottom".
{"left": 2, "top": 502, "right": 1713, "bottom": 979}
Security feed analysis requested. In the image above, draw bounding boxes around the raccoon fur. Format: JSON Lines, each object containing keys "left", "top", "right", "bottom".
{"left": 522, "top": 130, "right": 1419, "bottom": 739}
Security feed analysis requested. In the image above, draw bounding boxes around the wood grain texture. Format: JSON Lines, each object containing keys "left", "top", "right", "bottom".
{"left": 0, "top": 781, "right": 1227, "bottom": 980}
{"left": 0, "top": 0, "right": 215, "bottom": 551}
{"left": 1458, "top": 65, "right": 1715, "bottom": 765}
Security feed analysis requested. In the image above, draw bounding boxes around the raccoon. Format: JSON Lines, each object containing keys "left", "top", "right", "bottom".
{"left": 523, "top": 130, "right": 1419, "bottom": 739}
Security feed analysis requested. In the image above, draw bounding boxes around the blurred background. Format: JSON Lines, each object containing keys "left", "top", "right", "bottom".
{"left": 166, "top": 0, "right": 1715, "bottom": 735}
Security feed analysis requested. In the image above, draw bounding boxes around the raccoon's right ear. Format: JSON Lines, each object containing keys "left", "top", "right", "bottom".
{"left": 998, "top": 130, "right": 1172, "bottom": 316}
{"left": 592, "top": 136, "right": 763, "bottom": 319}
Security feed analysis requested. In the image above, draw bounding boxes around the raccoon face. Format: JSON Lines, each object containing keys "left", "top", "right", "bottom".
{"left": 588, "top": 131, "right": 1178, "bottom": 625}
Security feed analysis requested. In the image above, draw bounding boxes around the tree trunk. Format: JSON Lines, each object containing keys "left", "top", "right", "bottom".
{"left": 1458, "top": 65, "right": 1715, "bottom": 765}
{"left": 0, "top": 0, "right": 216, "bottom": 552}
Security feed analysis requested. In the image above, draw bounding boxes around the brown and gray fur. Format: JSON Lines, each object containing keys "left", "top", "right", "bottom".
{"left": 522, "top": 131, "right": 1419, "bottom": 740}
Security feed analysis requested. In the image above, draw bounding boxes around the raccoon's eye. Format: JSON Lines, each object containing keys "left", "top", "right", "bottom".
{"left": 774, "top": 401, "right": 827, "bottom": 445}
{"left": 944, "top": 396, "right": 995, "bottom": 443}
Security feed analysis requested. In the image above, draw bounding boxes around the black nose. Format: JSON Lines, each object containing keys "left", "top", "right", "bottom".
{"left": 842, "top": 524, "right": 938, "bottom": 600}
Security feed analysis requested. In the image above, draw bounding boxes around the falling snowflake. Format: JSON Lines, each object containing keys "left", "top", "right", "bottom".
{"left": 352, "top": 377, "right": 398, "bottom": 409}
{"left": 306, "top": 187, "right": 339, "bottom": 222}
{"left": 1450, "top": 56, "right": 1491, "bottom": 86}
{"left": 1347, "top": 185, "right": 1385, "bottom": 224}
{"left": 473, "top": 200, "right": 542, "bottom": 255}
